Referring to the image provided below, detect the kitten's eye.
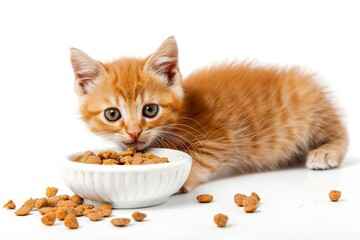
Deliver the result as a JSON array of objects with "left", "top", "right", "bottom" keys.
[
  {"left": 143, "top": 104, "right": 159, "bottom": 118},
  {"left": 104, "top": 108, "right": 121, "bottom": 122}
]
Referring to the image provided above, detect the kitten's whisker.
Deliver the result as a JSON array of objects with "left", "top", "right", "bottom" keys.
[
  {"left": 151, "top": 129, "right": 199, "bottom": 154},
  {"left": 159, "top": 125, "right": 208, "bottom": 148}
]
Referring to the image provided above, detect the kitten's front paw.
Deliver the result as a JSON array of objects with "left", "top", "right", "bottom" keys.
[
  {"left": 175, "top": 186, "right": 190, "bottom": 195},
  {"left": 306, "top": 149, "right": 339, "bottom": 170},
  {"left": 175, "top": 181, "right": 197, "bottom": 194}
]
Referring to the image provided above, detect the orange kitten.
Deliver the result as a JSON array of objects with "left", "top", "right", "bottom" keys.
[{"left": 70, "top": 37, "right": 348, "bottom": 192}]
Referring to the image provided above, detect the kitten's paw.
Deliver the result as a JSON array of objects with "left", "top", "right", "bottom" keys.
[
  {"left": 306, "top": 149, "right": 339, "bottom": 170},
  {"left": 175, "top": 180, "right": 198, "bottom": 194},
  {"left": 175, "top": 186, "right": 190, "bottom": 195}
]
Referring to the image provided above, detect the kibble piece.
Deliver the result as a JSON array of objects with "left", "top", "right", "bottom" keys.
[
  {"left": 70, "top": 194, "right": 84, "bottom": 205},
  {"left": 57, "top": 200, "right": 78, "bottom": 208},
  {"left": 64, "top": 214, "right": 79, "bottom": 229},
  {"left": 48, "top": 196, "right": 62, "bottom": 207},
  {"left": 3, "top": 200, "right": 16, "bottom": 209},
  {"left": 87, "top": 211, "right": 103, "bottom": 221},
  {"left": 35, "top": 198, "right": 49, "bottom": 209},
  {"left": 242, "top": 196, "right": 259, "bottom": 206},
  {"left": 84, "top": 156, "right": 102, "bottom": 165},
  {"left": 58, "top": 194, "right": 70, "bottom": 201},
  {"left": 73, "top": 155, "right": 84, "bottom": 162},
  {"left": 251, "top": 192, "right": 261, "bottom": 202},
  {"left": 99, "top": 209, "right": 112, "bottom": 218},
  {"left": 142, "top": 157, "right": 169, "bottom": 165},
  {"left": 234, "top": 193, "right": 246, "bottom": 207},
  {"left": 214, "top": 214, "right": 228, "bottom": 227},
  {"left": 244, "top": 205, "right": 258, "bottom": 213},
  {"left": 38, "top": 207, "right": 56, "bottom": 215},
  {"left": 132, "top": 211, "right": 147, "bottom": 221},
  {"left": 102, "top": 159, "right": 119, "bottom": 165},
  {"left": 96, "top": 204, "right": 112, "bottom": 211},
  {"left": 83, "top": 208, "right": 96, "bottom": 216},
  {"left": 76, "top": 151, "right": 95, "bottom": 163},
  {"left": 121, "top": 147, "right": 135, "bottom": 157},
  {"left": 329, "top": 190, "right": 342, "bottom": 202},
  {"left": 196, "top": 194, "right": 214, "bottom": 203},
  {"left": 41, "top": 211, "right": 56, "bottom": 226},
  {"left": 66, "top": 207, "right": 76, "bottom": 215},
  {"left": 56, "top": 207, "right": 68, "bottom": 221},
  {"left": 75, "top": 205, "right": 85, "bottom": 217},
  {"left": 82, "top": 204, "right": 95, "bottom": 210},
  {"left": 46, "top": 187, "right": 58, "bottom": 198},
  {"left": 111, "top": 218, "right": 131, "bottom": 227},
  {"left": 14, "top": 198, "right": 35, "bottom": 216},
  {"left": 120, "top": 156, "right": 133, "bottom": 165},
  {"left": 131, "top": 157, "right": 144, "bottom": 165}
]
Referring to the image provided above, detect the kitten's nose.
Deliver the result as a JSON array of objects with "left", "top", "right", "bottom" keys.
[{"left": 127, "top": 128, "right": 143, "bottom": 140}]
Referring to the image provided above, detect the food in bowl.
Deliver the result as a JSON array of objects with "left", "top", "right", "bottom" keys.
[
  {"left": 73, "top": 147, "right": 169, "bottom": 165},
  {"left": 61, "top": 148, "right": 192, "bottom": 208}
]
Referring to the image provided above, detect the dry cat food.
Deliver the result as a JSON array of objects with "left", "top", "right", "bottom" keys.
[
  {"left": 64, "top": 213, "right": 79, "bottom": 229},
  {"left": 5, "top": 186, "right": 92, "bottom": 230},
  {"left": 73, "top": 147, "right": 169, "bottom": 165},
  {"left": 196, "top": 194, "right": 214, "bottom": 203},
  {"left": 234, "top": 192, "right": 260, "bottom": 213},
  {"left": 3, "top": 200, "right": 16, "bottom": 209},
  {"left": 111, "top": 218, "right": 131, "bottom": 227},
  {"left": 329, "top": 190, "right": 342, "bottom": 202},
  {"left": 132, "top": 211, "right": 147, "bottom": 221},
  {"left": 14, "top": 198, "right": 36, "bottom": 216},
  {"left": 244, "top": 204, "right": 258, "bottom": 213},
  {"left": 46, "top": 187, "right": 58, "bottom": 198},
  {"left": 41, "top": 211, "right": 56, "bottom": 226},
  {"left": 214, "top": 213, "right": 228, "bottom": 227}
]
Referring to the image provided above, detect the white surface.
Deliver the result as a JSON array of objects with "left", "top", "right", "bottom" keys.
[
  {"left": 0, "top": 0, "right": 359, "bottom": 239},
  {"left": 61, "top": 148, "right": 192, "bottom": 208}
]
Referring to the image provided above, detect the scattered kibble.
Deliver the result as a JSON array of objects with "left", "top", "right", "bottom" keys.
[
  {"left": 111, "top": 218, "right": 131, "bottom": 227},
  {"left": 35, "top": 198, "right": 49, "bottom": 209},
  {"left": 242, "top": 196, "right": 259, "bottom": 207},
  {"left": 64, "top": 214, "right": 79, "bottom": 229},
  {"left": 3, "top": 200, "right": 16, "bottom": 209},
  {"left": 329, "top": 190, "right": 342, "bottom": 202},
  {"left": 214, "top": 214, "right": 228, "bottom": 227},
  {"left": 132, "top": 211, "right": 147, "bottom": 221},
  {"left": 41, "top": 211, "right": 56, "bottom": 226},
  {"left": 234, "top": 194, "right": 246, "bottom": 207},
  {"left": 14, "top": 198, "right": 35, "bottom": 216},
  {"left": 196, "top": 194, "right": 214, "bottom": 203},
  {"left": 244, "top": 204, "right": 258, "bottom": 213},
  {"left": 46, "top": 187, "right": 58, "bottom": 198}
]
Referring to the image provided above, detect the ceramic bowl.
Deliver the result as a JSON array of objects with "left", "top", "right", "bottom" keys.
[{"left": 60, "top": 148, "right": 192, "bottom": 208}]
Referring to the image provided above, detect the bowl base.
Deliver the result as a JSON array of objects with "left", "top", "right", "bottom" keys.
[{"left": 85, "top": 196, "right": 170, "bottom": 209}]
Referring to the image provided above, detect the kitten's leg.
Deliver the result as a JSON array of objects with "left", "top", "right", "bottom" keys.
[
  {"left": 179, "top": 155, "right": 216, "bottom": 193},
  {"left": 306, "top": 124, "right": 348, "bottom": 170}
]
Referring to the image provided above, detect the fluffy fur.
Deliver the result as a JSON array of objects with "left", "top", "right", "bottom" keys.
[{"left": 70, "top": 37, "right": 348, "bottom": 192}]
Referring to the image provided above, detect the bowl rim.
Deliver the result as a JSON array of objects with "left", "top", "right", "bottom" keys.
[{"left": 62, "top": 147, "right": 192, "bottom": 173}]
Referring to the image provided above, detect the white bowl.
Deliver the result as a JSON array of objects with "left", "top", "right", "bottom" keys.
[{"left": 60, "top": 148, "right": 192, "bottom": 208}]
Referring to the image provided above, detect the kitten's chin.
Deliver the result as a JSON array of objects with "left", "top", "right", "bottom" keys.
[{"left": 120, "top": 141, "right": 150, "bottom": 151}]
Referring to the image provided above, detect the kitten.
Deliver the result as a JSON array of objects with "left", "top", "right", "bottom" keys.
[{"left": 70, "top": 37, "right": 348, "bottom": 192}]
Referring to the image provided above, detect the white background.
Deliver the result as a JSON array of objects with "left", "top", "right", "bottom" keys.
[{"left": 0, "top": 0, "right": 359, "bottom": 239}]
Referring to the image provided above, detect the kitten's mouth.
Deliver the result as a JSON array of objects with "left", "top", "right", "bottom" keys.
[
  {"left": 123, "top": 140, "right": 146, "bottom": 145},
  {"left": 122, "top": 140, "right": 147, "bottom": 150}
]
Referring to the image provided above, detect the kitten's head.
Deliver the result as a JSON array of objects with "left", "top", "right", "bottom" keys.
[{"left": 70, "top": 37, "right": 184, "bottom": 150}]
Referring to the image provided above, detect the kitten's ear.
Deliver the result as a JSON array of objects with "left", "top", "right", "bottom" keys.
[
  {"left": 70, "top": 48, "right": 106, "bottom": 96},
  {"left": 144, "top": 36, "right": 181, "bottom": 85}
]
